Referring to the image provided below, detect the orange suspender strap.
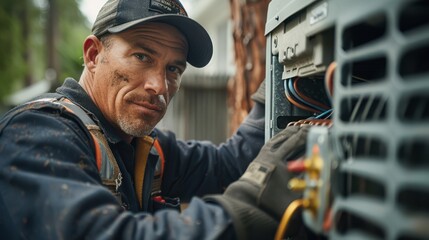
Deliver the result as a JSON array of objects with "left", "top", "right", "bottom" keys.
[
  {"left": 60, "top": 98, "right": 120, "bottom": 191},
  {"left": 90, "top": 133, "right": 103, "bottom": 170},
  {"left": 60, "top": 98, "right": 103, "bottom": 171},
  {"left": 134, "top": 136, "right": 154, "bottom": 209},
  {"left": 57, "top": 99, "right": 102, "bottom": 170},
  {"left": 28, "top": 98, "right": 118, "bottom": 193},
  {"left": 153, "top": 139, "right": 165, "bottom": 180}
]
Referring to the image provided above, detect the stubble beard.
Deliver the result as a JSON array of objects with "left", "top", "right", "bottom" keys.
[{"left": 117, "top": 115, "right": 156, "bottom": 138}]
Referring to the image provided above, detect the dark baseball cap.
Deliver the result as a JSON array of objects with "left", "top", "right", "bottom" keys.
[{"left": 92, "top": 0, "right": 213, "bottom": 68}]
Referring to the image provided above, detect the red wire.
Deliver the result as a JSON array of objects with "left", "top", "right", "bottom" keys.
[
  {"left": 287, "top": 159, "right": 306, "bottom": 172},
  {"left": 323, "top": 207, "right": 333, "bottom": 232}
]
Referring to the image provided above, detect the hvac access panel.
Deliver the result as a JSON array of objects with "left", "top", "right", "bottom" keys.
[{"left": 265, "top": 0, "right": 334, "bottom": 140}]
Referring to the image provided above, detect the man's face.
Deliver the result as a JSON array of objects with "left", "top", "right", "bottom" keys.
[{"left": 90, "top": 23, "right": 188, "bottom": 139}]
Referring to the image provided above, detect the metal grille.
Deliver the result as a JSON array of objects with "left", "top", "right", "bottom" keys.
[{"left": 331, "top": 0, "right": 429, "bottom": 239}]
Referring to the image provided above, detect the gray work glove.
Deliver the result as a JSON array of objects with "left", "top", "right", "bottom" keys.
[
  {"left": 251, "top": 79, "right": 265, "bottom": 105},
  {"left": 205, "top": 125, "right": 310, "bottom": 240}
]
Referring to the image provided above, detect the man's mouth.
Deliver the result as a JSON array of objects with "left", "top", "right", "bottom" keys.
[
  {"left": 130, "top": 101, "right": 164, "bottom": 116},
  {"left": 135, "top": 101, "right": 162, "bottom": 111}
]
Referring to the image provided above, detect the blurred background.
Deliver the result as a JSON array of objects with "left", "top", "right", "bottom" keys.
[{"left": 0, "top": 0, "right": 267, "bottom": 144}]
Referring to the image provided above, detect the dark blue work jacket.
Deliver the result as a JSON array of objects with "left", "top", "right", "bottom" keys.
[{"left": 0, "top": 78, "right": 265, "bottom": 239}]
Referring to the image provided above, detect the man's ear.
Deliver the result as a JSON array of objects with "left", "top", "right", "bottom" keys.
[{"left": 83, "top": 35, "right": 102, "bottom": 73}]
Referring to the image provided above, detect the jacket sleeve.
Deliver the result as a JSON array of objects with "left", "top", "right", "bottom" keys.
[
  {"left": 0, "top": 108, "right": 235, "bottom": 240},
  {"left": 156, "top": 102, "right": 265, "bottom": 201}
]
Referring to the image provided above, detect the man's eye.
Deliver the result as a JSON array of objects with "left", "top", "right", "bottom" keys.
[
  {"left": 168, "top": 66, "right": 182, "bottom": 74},
  {"left": 135, "top": 54, "right": 148, "bottom": 62}
]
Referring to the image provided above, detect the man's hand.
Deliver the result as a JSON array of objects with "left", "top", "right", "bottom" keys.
[{"left": 205, "top": 125, "right": 310, "bottom": 240}]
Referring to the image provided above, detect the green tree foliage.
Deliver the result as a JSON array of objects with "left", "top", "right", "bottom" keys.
[
  {"left": 0, "top": 1, "right": 26, "bottom": 100},
  {"left": 56, "top": 0, "right": 88, "bottom": 85},
  {"left": 0, "top": 0, "right": 89, "bottom": 106}
]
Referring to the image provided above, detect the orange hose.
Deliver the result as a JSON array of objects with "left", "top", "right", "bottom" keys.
[{"left": 275, "top": 199, "right": 305, "bottom": 240}]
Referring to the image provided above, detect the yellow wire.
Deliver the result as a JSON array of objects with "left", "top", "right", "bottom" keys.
[{"left": 274, "top": 199, "right": 305, "bottom": 240}]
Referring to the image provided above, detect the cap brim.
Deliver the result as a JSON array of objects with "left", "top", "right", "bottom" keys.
[{"left": 108, "top": 14, "right": 213, "bottom": 68}]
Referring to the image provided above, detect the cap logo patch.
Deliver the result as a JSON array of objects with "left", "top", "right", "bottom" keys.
[{"left": 149, "top": 0, "right": 187, "bottom": 16}]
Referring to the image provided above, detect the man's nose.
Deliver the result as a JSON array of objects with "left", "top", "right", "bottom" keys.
[{"left": 144, "top": 68, "right": 167, "bottom": 95}]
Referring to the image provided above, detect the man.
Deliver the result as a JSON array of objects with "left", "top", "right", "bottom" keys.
[{"left": 0, "top": 0, "right": 308, "bottom": 239}]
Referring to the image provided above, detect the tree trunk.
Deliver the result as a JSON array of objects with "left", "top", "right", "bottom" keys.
[{"left": 228, "top": 0, "right": 269, "bottom": 134}]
